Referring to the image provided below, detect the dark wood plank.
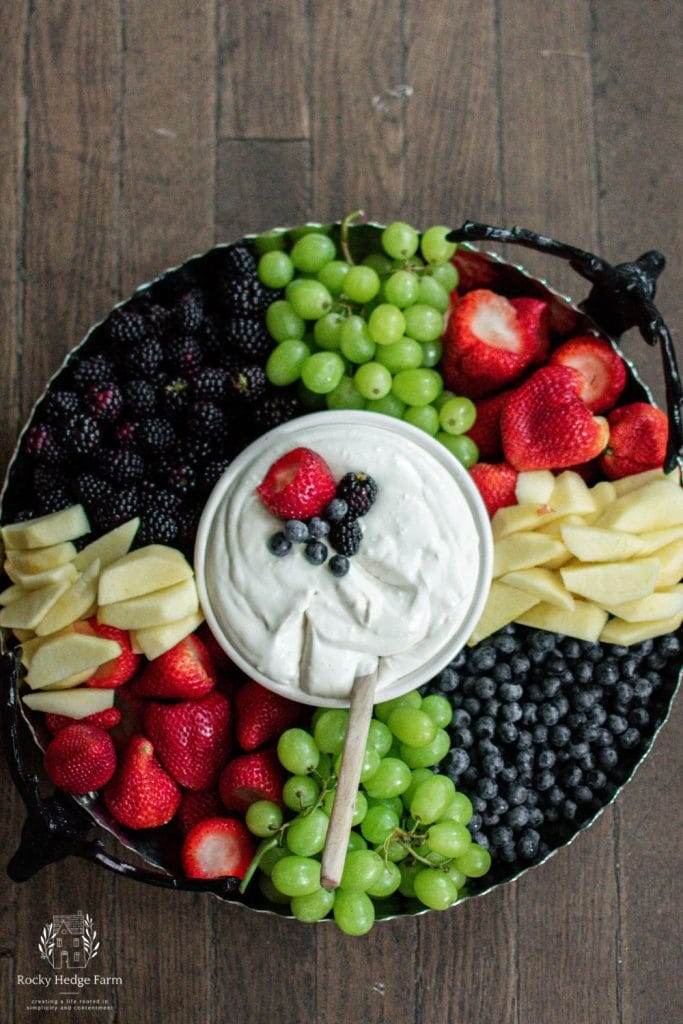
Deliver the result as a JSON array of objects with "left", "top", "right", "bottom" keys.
[{"left": 217, "top": 0, "right": 309, "bottom": 140}]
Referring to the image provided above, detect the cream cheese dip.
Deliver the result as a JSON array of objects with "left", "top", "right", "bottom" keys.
[{"left": 195, "top": 412, "right": 492, "bottom": 707}]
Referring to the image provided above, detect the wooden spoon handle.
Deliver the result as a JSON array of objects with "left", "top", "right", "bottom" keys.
[{"left": 321, "top": 669, "right": 378, "bottom": 890}]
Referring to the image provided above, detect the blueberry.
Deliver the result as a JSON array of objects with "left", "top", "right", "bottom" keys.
[
  {"left": 328, "top": 554, "right": 349, "bottom": 577},
  {"left": 494, "top": 634, "right": 518, "bottom": 654},
  {"left": 499, "top": 766, "right": 518, "bottom": 784},
  {"left": 500, "top": 682, "right": 523, "bottom": 702},
  {"left": 470, "top": 646, "right": 497, "bottom": 672},
  {"left": 583, "top": 642, "right": 605, "bottom": 663},
  {"left": 491, "top": 796, "right": 509, "bottom": 817},
  {"left": 620, "top": 727, "right": 641, "bottom": 749},
  {"left": 501, "top": 702, "right": 522, "bottom": 723},
  {"left": 578, "top": 752, "right": 596, "bottom": 771},
  {"left": 620, "top": 657, "right": 639, "bottom": 680},
  {"left": 473, "top": 717, "right": 495, "bottom": 739},
  {"left": 629, "top": 708, "right": 650, "bottom": 729},
  {"left": 284, "top": 519, "right": 310, "bottom": 543},
  {"left": 506, "top": 805, "right": 530, "bottom": 829},
  {"left": 491, "top": 825, "right": 514, "bottom": 848},
  {"left": 598, "top": 747, "right": 618, "bottom": 770},
  {"left": 444, "top": 747, "right": 470, "bottom": 778},
  {"left": 567, "top": 711, "right": 587, "bottom": 730},
  {"left": 568, "top": 741, "right": 589, "bottom": 759},
  {"left": 530, "top": 630, "right": 556, "bottom": 652},
  {"left": 515, "top": 752, "right": 534, "bottom": 776},
  {"left": 436, "top": 667, "right": 459, "bottom": 693},
  {"left": 529, "top": 807, "right": 544, "bottom": 827},
  {"left": 308, "top": 516, "right": 330, "bottom": 539},
  {"left": 477, "top": 777, "right": 498, "bottom": 800},
  {"left": 562, "top": 799, "right": 578, "bottom": 820},
  {"left": 548, "top": 785, "right": 565, "bottom": 806},
  {"left": 657, "top": 634, "right": 680, "bottom": 656},
  {"left": 544, "top": 806, "right": 560, "bottom": 823},
  {"left": 595, "top": 727, "right": 613, "bottom": 747},
  {"left": 472, "top": 795, "right": 488, "bottom": 813},
  {"left": 492, "top": 663, "right": 512, "bottom": 683},
  {"left": 462, "top": 767, "right": 478, "bottom": 785},
  {"left": 634, "top": 678, "right": 653, "bottom": 702},
  {"left": 497, "top": 721, "right": 519, "bottom": 744},
  {"left": 536, "top": 770, "right": 555, "bottom": 791},
  {"left": 532, "top": 724, "right": 548, "bottom": 745},
  {"left": 468, "top": 813, "right": 482, "bottom": 831},
  {"left": 477, "top": 739, "right": 500, "bottom": 757},
  {"left": 453, "top": 728, "right": 474, "bottom": 749},
  {"left": 464, "top": 697, "right": 482, "bottom": 716},
  {"left": 474, "top": 676, "right": 496, "bottom": 699},
  {"left": 542, "top": 676, "right": 562, "bottom": 698},
  {"left": 517, "top": 829, "right": 540, "bottom": 859},
  {"left": 539, "top": 703, "right": 560, "bottom": 727},
  {"left": 585, "top": 769, "right": 607, "bottom": 790},
  {"left": 484, "top": 698, "right": 501, "bottom": 717},
  {"left": 563, "top": 639, "right": 581, "bottom": 659},
  {"left": 517, "top": 729, "right": 533, "bottom": 750},
  {"left": 555, "top": 695, "right": 569, "bottom": 717},
  {"left": 595, "top": 661, "right": 619, "bottom": 687},
  {"left": 570, "top": 688, "right": 594, "bottom": 711},
  {"left": 499, "top": 844, "right": 518, "bottom": 863},
  {"left": 562, "top": 765, "right": 582, "bottom": 788},
  {"left": 537, "top": 749, "right": 556, "bottom": 769},
  {"left": 550, "top": 724, "right": 571, "bottom": 747},
  {"left": 527, "top": 683, "right": 544, "bottom": 703},
  {"left": 471, "top": 832, "right": 490, "bottom": 851},
  {"left": 574, "top": 661, "right": 594, "bottom": 684},
  {"left": 574, "top": 785, "right": 593, "bottom": 803},
  {"left": 608, "top": 714, "right": 628, "bottom": 735},
  {"left": 511, "top": 654, "right": 531, "bottom": 676},
  {"left": 267, "top": 531, "right": 292, "bottom": 557},
  {"left": 304, "top": 540, "right": 328, "bottom": 565},
  {"left": 451, "top": 709, "right": 471, "bottom": 729},
  {"left": 590, "top": 705, "right": 607, "bottom": 725},
  {"left": 324, "top": 497, "right": 348, "bottom": 522},
  {"left": 521, "top": 703, "right": 538, "bottom": 726},
  {"left": 634, "top": 639, "right": 654, "bottom": 657},
  {"left": 482, "top": 753, "right": 505, "bottom": 776}
]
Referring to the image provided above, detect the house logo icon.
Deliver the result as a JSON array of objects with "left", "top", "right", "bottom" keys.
[{"left": 38, "top": 912, "right": 100, "bottom": 970}]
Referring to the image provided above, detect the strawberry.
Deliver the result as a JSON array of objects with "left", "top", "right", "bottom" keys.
[
  {"left": 197, "top": 623, "right": 232, "bottom": 673},
  {"left": 469, "top": 463, "right": 518, "bottom": 518},
  {"left": 509, "top": 297, "right": 550, "bottom": 365},
  {"left": 131, "top": 634, "right": 216, "bottom": 700},
  {"left": 44, "top": 723, "right": 116, "bottom": 795},
  {"left": 85, "top": 620, "right": 141, "bottom": 689},
  {"left": 442, "top": 290, "right": 539, "bottom": 397},
  {"left": 453, "top": 250, "right": 500, "bottom": 293},
  {"left": 143, "top": 692, "right": 231, "bottom": 791},
  {"left": 468, "top": 389, "right": 514, "bottom": 459},
  {"left": 103, "top": 734, "right": 181, "bottom": 830},
  {"left": 177, "top": 789, "right": 223, "bottom": 835},
  {"left": 181, "top": 817, "right": 255, "bottom": 880},
  {"left": 219, "top": 748, "right": 284, "bottom": 813},
  {"left": 599, "top": 402, "right": 669, "bottom": 480},
  {"left": 550, "top": 335, "right": 627, "bottom": 413},
  {"left": 45, "top": 707, "right": 122, "bottom": 736},
  {"left": 501, "top": 365, "right": 609, "bottom": 471},
  {"left": 256, "top": 447, "right": 337, "bottom": 520},
  {"left": 235, "top": 680, "right": 301, "bottom": 751}
]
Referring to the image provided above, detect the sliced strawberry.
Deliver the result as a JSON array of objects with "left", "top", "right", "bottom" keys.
[
  {"left": 453, "top": 250, "right": 500, "bottom": 293},
  {"left": 469, "top": 463, "right": 518, "bottom": 518},
  {"left": 599, "top": 402, "right": 668, "bottom": 480},
  {"left": 219, "top": 748, "right": 284, "bottom": 813},
  {"left": 550, "top": 335, "right": 627, "bottom": 413},
  {"left": 235, "top": 680, "right": 301, "bottom": 752},
  {"left": 44, "top": 723, "right": 116, "bottom": 795},
  {"left": 177, "top": 789, "right": 223, "bottom": 835},
  {"left": 143, "top": 692, "right": 231, "bottom": 791},
  {"left": 256, "top": 447, "right": 337, "bottom": 520},
  {"left": 181, "top": 817, "right": 255, "bottom": 880},
  {"left": 509, "top": 297, "right": 550, "bottom": 365},
  {"left": 85, "top": 621, "right": 141, "bottom": 689},
  {"left": 45, "top": 707, "right": 122, "bottom": 736},
  {"left": 468, "top": 389, "right": 515, "bottom": 460},
  {"left": 131, "top": 634, "right": 216, "bottom": 700},
  {"left": 104, "top": 734, "right": 181, "bottom": 830}
]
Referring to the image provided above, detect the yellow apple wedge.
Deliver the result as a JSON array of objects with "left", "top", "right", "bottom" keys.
[
  {"left": 0, "top": 580, "right": 71, "bottom": 630},
  {"left": 560, "top": 524, "right": 646, "bottom": 562},
  {"left": 2, "top": 504, "right": 90, "bottom": 550},
  {"left": 41, "top": 669, "right": 97, "bottom": 690},
  {"left": 468, "top": 581, "right": 539, "bottom": 645},
  {"left": 74, "top": 517, "right": 140, "bottom": 572},
  {"left": 0, "top": 583, "right": 24, "bottom": 606},
  {"left": 499, "top": 568, "right": 576, "bottom": 611},
  {"left": 583, "top": 481, "right": 618, "bottom": 523},
  {"left": 536, "top": 514, "right": 585, "bottom": 539},
  {"left": 612, "top": 467, "right": 680, "bottom": 496},
  {"left": 493, "top": 533, "right": 567, "bottom": 577},
  {"left": 636, "top": 526, "right": 683, "bottom": 557},
  {"left": 12, "top": 627, "right": 34, "bottom": 642},
  {"left": 599, "top": 587, "right": 683, "bottom": 623},
  {"left": 5, "top": 560, "right": 78, "bottom": 592},
  {"left": 98, "top": 577, "right": 199, "bottom": 630},
  {"left": 515, "top": 470, "right": 556, "bottom": 506},
  {"left": 34, "top": 560, "right": 101, "bottom": 636},
  {"left": 6, "top": 541, "right": 77, "bottom": 574},
  {"left": 133, "top": 610, "right": 204, "bottom": 660},
  {"left": 26, "top": 633, "right": 122, "bottom": 690},
  {"left": 492, "top": 503, "right": 562, "bottom": 540},
  {"left": 653, "top": 539, "right": 683, "bottom": 590},
  {"left": 600, "top": 614, "right": 683, "bottom": 645},
  {"left": 98, "top": 544, "right": 193, "bottom": 605},
  {"left": 517, "top": 600, "right": 608, "bottom": 643},
  {"left": 560, "top": 558, "right": 659, "bottom": 606},
  {"left": 549, "top": 471, "right": 597, "bottom": 517},
  {"left": 596, "top": 480, "right": 683, "bottom": 532},
  {"left": 22, "top": 688, "right": 115, "bottom": 718}
]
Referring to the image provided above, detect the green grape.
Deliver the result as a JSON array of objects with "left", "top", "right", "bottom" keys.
[
  {"left": 347, "top": 831, "right": 368, "bottom": 852},
  {"left": 398, "top": 860, "right": 422, "bottom": 898},
  {"left": 311, "top": 708, "right": 325, "bottom": 730},
  {"left": 259, "top": 843, "right": 288, "bottom": 877},
  {"left": 282, "top": 774, "right": 320, "bottom": 812},
  {"left": 317, "top": 751, "right": 334, "bottom": 781},
  {"left": 258, "top": 873, "right": 291, "bottom": 905},
  {"left": 271, "top": 855, "right": 321, "bottom": 897},
  {"left": 368, "top": 304, "right": 406, "bottom": 346},
  {"left": 289, "top": 279, "right": 333, "bottom": 320},
  {"left": 317, "top": 259, "right": 350, "bottom": 295},
  {"left": 375, "top": 337, "right": 423, "bottom": 373},
  {"left": 245, "top": 800, "right": 283, "bottom": 837},
  {"left": 437, "top": 433, "right": 479, "bottom": 467},
  {"left": 301, "top": 352, "right": 345, "bottom": 394},
  {"left": 314, "top": 311, "right": 344, "bottom": 350},
  {"left": 392, "top": 368, "right": 443, "bottom": 407},
  {"left": 342, "top": 265, "right": 381, "bottom": 303},
  {"left": 409, "top": 775, "right": 454, "bottom": 823},
  {"left": 286, "top": 809, "right": 329, "bottom": 856},
  {"left": 387, "top": 706, "right": 438, "bottom": 748},
  {"left": 430, "top": 260, "right": 459, "bottom": 292},
  {"left": 414, "top": 868, "right": 457, "bottom": 910},
  {"left": 291, "top": 232, "right": 337, "bottom": 273},
  {"left": 382, "top": 221, "right": 419, "bottom": 260},
  {"left": 334, "top": 747, "right": 381, "bottom": 783},
  {"left": 321, "top": 789, "right": 367, "bottom": 827},
  {"left": 258, "top": 250, "right": 295, "bottom": 289},
  {"left": 266, "top": 300, "right": 305, "bottom": 342},
  {"left": 326, "top": 376, "right": 366, "bottom": 410},
  {"left": 360, "top": 804, "right": 399, "bottom": 845},
  {"left": 313, "top": 708, "right": 349, "bottom": 754},
  {"left": 401, "top": 767, "right": 434, "bottom": 809},
  {"left": 434, "top": 388, "right": 456, "bottom": 410},
  {"left": 456, "top": 843, "right": 492, "bottom": 878},
  {"left": 383, "top": 839, "right": 409, "bottom": 862},
  {"left": 420, "top": 339, "right": 443, "bottom": 368},
  {"left": 363, "top": 757, "right": 411, "bottom": 799},
  {"left": 254, "top": 228, "right": 287, "bottom": 254},
  {"left": 400, "top": 729, "right": 450, "bottom": 769},
  {"left": 340, "top": 849, "right": 383, "bottom": 891},
  {"left": 440, "top": 791, "right": 473, "bottom": 826},
  {"left": 340, "top": 316, "right": 376, "bottom": 363},
  {"left": 333, "top": 890, "right": 375, "bottom": 936},
  {"left": 366, "top": 860, "right": 401, "bottom": 898},
  {"left": 421, "top": 694, "right": 453, "bottom": 729},
  {"left": 403, "top": 405, "right": 439, "bottom": 435},
  {"left": 426, "top": 821, "right": 472, "bottom": 858},
  {"left": 265, "top": 339, "right": 311, "bottom": 386},
  {"left": 421, "top": 226, "right": 457, "bottom": 264},
  {"left": 291, "top": 886, "right": 335, "bottom": 923},
  {"left": 297, "top": 380, "right": 327, "bottom": 409},
  {"left": 403, "top": 304, "right": 444, "bottom": 342},
  {"left": 277, "top": 728, "right": 320, "bottom": 775},
  {"left": 374, "top": 690, "right": 422, "bottom": 722},
  {"left": 354, "top": 362, "right": 393, "bottom": 400},
  {"left": 367, "top": 794, "right": 404, "bottom": 817},
  {"left": 366, "top": 393, "right": 406, "bottom": 418},
  {"left": 416, "top": 275, "right": 450, "bottom": 313},
  {"left": 384, "top": 270, "right": 419, "bottom": 308},
  {"left": 362, "top": 252, "right": 393, "bottom": 276},
  {"left": 367, "top": 719, "right": 393, "bottom": 757},
  {"left": 445, "top": 863, "right": 467, "bottom": 890},
  {"left": 439, "top": 396, "right": 476, "bottom": 435},
  {"left": 289, "top": 224, "right": 333, "bottom": 241}
]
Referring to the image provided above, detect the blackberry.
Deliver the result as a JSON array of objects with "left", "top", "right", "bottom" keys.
[
  {"left": 138, "top": 481, "right": 181, "bottom": 514},
  {"left": 199, "top": 457, "right": 231, "bottom": 493},
  {"left": 114, "top": 420, "right": 139, "bottom": 447},
  {"left": 226, "top": 317, "right": 272, "bottom": 361},
  {"left": 63, "top": 414, "right": 101, "bottom": 457},
  {"left": 227, "top": 364, "right": 267, "bottom": 404},
  {"left": 152, "top": 267, "right": 197, "bottom": 306},
  {"left": 337, "top": 472, "right": 378, "bottom": 517},
  {"left": 188, "top": 401, "right": 227, "bottom": 438},
  {"left": 165, "top": 335, "right": 203, "bottom": 373},
  {"left": 75, "top": 472, "right": 113, "bottom": 507},
  {"left": 251, "top": 391, "right": 300, "bottom": 430},
  {"left": 108, "top": 309, "right": 150, "bottom": 346},
  {"left": 158, "top": 460, "right": 197, "bottom": 497},
  {"left": 226, "top": 276, "right": 278, "bottom": 318},
  {"left": 72, "top": 355, "right": 115, "bottom": 390},
  {"left": 108, "top": 448, "right": 145, "bottom": 485},
  {"left": 191, "top": 367, "right": 230, "bottom": 402},
  {"left": 330, "top": 518, "right": 363, "bottom": 557},
  {"left": 201, "top": 315, "right": 226, "bottom": 358},
  {"left": 176, "top": 505, "right": 202, "bottom": 549},
  {"left": 138, "top": 416, "right": 175, "bottom": 455},
  {"left": 184, "top": 435, "right": 220, "bottom": 463},
  {"left": 36, "top": 488, "right": 72, "bottom": 515},
  {"left": 123, "top": 379, "right": 157, "bottom": 416},
  {"left": 43, "top": 389, "right": 80, "bottom": 424},
  {"left": 24, "top": 423, "right": 62, "bottom": 463},
  {"left": 140, "top": 301, "right": 171, "bottom": 333},
  {"left": 85, "top": 382, "right": 123, "bottom": 422},
  {"left": 94, "top": 488, "right": 140, "bottom": 531},
  {"left": 122, "top": 338, "right": 164, "bottom": 380},
  {"left": 160, "top": 377, "right": 191, "bottom": 417},
  {"left": 223, "top": 243, "right": 257, "bottom": 279},
  {"left": 171, "top": 289, "right": 206, "bottom": 333},
  {"left": 137, "top": 508, "right": 178, "bottom": 546},
  {"left": 33, "top": 465, "right": 69, "bottom": 506}
]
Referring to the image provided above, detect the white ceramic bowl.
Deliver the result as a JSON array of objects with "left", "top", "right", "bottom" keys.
[{"left": 194, "top": 410, "right": 493, "bottom": 708}]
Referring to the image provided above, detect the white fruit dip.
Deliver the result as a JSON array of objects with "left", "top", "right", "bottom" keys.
[{"left": 199, "top": 415, "right": 484, "bottom": 702}]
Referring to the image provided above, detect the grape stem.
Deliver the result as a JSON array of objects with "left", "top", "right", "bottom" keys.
[
  {"left": 340, "top": 210, "right": 365, "bottom": 265},
  {"left": 239, "top": 836, "right": 278, "bottom": 894}
]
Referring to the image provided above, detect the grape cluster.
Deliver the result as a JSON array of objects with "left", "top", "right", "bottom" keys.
[
  {"left": 257, "top": 221, "right": 479, "bottom": 467},
  {"left": 242, "top": 690, "right": 491, "bottom": 935}
]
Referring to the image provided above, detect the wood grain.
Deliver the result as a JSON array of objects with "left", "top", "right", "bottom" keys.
[{"left": 215, "top": 140, "right": 311, "bottom": 240}]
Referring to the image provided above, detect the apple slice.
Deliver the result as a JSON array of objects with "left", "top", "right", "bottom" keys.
[
  {"left": 560, "top": 524, "right": 646, "bottom": 562},
  {"left": 612, "top": 467, "right": 680, "bottom": 496},
  {"left": 2, "top": 504, "right": 90, "bottom": 550},
  {"left": 468, "top": 581, "right": 539, "bottom": 646},
  {"left": 654, "top": 539, "right": 683, "bottom": 590},
  {"left": 537, "top": 514, "right": 585, "bottom": 538},
  {"left": 23, "top": 687, "right": 115, "bottom": 718},
  {"left": 493, "top": 533, "right": 567, "bottom": 577},
  {"left": 517, "top": 599, "right": 608, "bottom": 643},
  {"left": 26, "top": 633, "right": 122, "bottom": 690},
  {"left": 98, "top": 544, "right": 193, "bottom": 605},
  {"left": 6, "top": 541, "right": 77, "bottom": 574},
  {"left": 596, "top": 480, "right": 683, "bottom": 532},
  {"left": 98, "top": 577, "right": 199, "bottom": 630},
  {"left": 492, "top": 503, "right": 562, "bottom": 540},
  {"left": 41, "top": 668, "right": 97, "bottom": 690},
  {"left": 20, "top": 632, "right": 69, "bottom": 667},
  {"left": 12, "top": 627, "right": 34, "bottom": 642},
  {"left": 550, "top": 471, "right": 597, "bottom": 517},
  {"left": 560, "top": 558, "right": 660, "bottom": 606},
  {"left": 0, "top": 583, "right": 24, "bottom": 606},
  {"left": 500, "top": 568, "right": 575, "bottom": 611},
  {"left": 600, "top": 587, "right": 683, "bottom": 623},
  {"left": 584, "top": 481, "right": 618, "bottom": 523},
  {"left": 515, "top": 470, "right": 556, "bottom": 506},
  {"left": 0, "top": 580, "right": 71, "bottom": 630},
  {"left": 133, "top": 610, "right": 204, "bottom": 660},
  {"left": 636, "top": 525, "right": 683, "bottom": 557},
  {"left": 5, "top": 560, "right": 78, "bottom": 591},
  {"left": 600, "top": 614, "right": 682, "bottom": 645},
  {"left": 34, "top": 560, "right": 101, "bottom": 636},
  {"left": 74, "top": 517, "right": 140, "bottom": 572}
]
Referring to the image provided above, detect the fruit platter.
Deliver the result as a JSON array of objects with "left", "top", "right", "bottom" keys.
[{"left": 1, "top": 216, "right": 681, "bottom": 936}]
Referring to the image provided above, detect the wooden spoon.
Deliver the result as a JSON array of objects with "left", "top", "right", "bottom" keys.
[{"left": 321, "top": 668, "right": 378, "bottom": 890}]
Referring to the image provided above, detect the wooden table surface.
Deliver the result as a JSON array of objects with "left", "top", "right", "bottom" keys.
[{"left": 1, "top": 3, "right": 681, "bottom": 1023}]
